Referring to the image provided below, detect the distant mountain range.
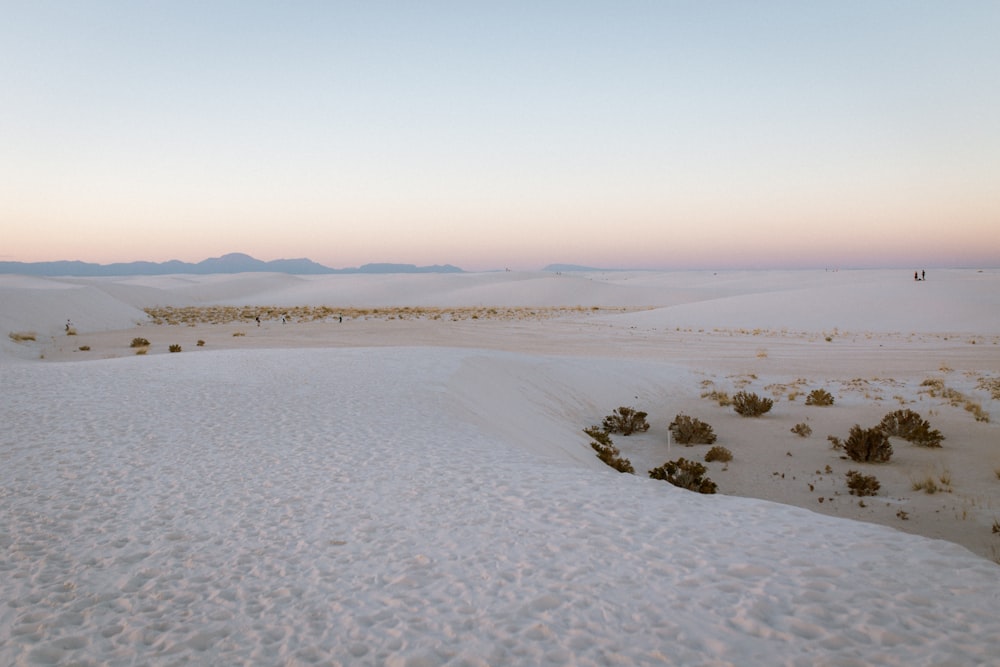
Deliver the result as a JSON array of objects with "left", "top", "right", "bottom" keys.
[{"left": 0, "top": 253, "right": 464, "bottom": 277}]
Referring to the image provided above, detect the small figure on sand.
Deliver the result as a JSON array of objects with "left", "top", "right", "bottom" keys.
[
  {"left": 922, "top": 270, "right": 926, "bottom": 280},
  {"left": 255, "top": 316, "right": 261, "bottom": 327},
  {"left": 914, "top": 271, "right": 919, "bottom": 281},
  {"left": 65, "top": 319, "right": 72, "bottom": 332}
]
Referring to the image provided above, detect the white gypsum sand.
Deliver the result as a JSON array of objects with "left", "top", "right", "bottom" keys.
[{"left": 2, "top": 268, "right": 1000, "bottom": 665}]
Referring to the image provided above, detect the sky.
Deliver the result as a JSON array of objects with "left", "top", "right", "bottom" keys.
[{"left": 2, "top": 1, "right": 999, "bottom": 271}]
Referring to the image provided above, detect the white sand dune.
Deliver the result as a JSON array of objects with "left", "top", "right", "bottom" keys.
[{"left": 2, "top": 268, "right": 1000, "bottom": 665}]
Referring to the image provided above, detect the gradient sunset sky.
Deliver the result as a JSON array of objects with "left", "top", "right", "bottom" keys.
[{"left": 3, "top": 1, "right": 998, "bottom": 271}]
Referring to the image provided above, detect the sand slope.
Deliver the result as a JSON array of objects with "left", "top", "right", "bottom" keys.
[{"left": 2, "top": 268, "right": 1000, "bottom": 665}]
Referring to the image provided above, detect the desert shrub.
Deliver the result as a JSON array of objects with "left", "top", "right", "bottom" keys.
[
  {"left": 135, "top": 348, "right": 147, "bottom": 355},
  {"left": 805, "top": 389, "right": 834, "bottom": 406},
  {"left": 196, "top": 339, "right": 205, "bottom": 347},
  {"left": 732, "top": 391, "right": 773, "bottom": 417},
  {"left": 65, "top": 327, "right": 77, "bottom": 336},
  {"left": 701, "top": 390, "right": 732, "bottom": 407},
  {"left": 169, "top": 344, "right": 182, "bottom": 353},
  {"left": 130, "top": 337, "right": 151, "bottom": 348},
  {"left": 846, "top": 470, "right": 881, "bottom": 496},
  {"left": 602, "top": 406, "right": 650, "bottom": 436},
  {"left": 589, "top": 437, "right": 634, "bottom": 474},
  {"left": 879, "top": 409, "right": 943, "bottom": 447},
  {"left": 583, "top": 426, "right": 613, "bottom": 447},
  {"left": 704, "top": 446, "right": 733, "bottom": 463},
  {"left": 649, "top": 458, "right": 717, "bottom": 494},
  {"left": 841, "top": 425, "right": 893, "bottom": 463},
  {"left": 8, "top": 331, "right": 37, "bottom": 342},
  {"left": 78, "top": 345, "right": 90, "bottom": 351},
  {"left": 669, "top": 414, "right": 717, "bottom": 445},
  {"left": 790, "top": 423, "right": 812, "bottom": 437}
]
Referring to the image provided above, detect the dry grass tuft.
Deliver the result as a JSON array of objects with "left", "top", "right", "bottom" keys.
[{"left": 8, "top": 331, "right": 37, "bottom": 342}]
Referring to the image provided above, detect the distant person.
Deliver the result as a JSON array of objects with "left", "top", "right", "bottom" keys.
[
  {"left": 255, "top": 316, "right": 260, "bottom": 327},
  {"left": 65, "top": 319, "right": 71, "bottom": 332},
  {"left": 922, "top": 270, "right": 925, "bottom": 280},
  {"left": 914, "top": 271, "right": 919, "bottom": 281}
]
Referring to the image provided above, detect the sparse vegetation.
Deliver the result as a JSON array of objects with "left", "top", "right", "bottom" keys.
[
  {"left": 805, "top": 389, "right": 835, "bottom": 406},
  {"left": 130, "top": 337, "right": 151, "bottom": 348},
  {"left": 669, "top": 414, "right": 717, "bottom": 445},
  {"left": 8, "top": 331, "right": 36, "bottom": 342},
  {"left": 704, "top": 446, "right": 733, "bottom": 463},
  {"left": 649, "top": 458, "right": 717, "bottom": 494},
  {"left": 790, "top": 423, "right": 812, "bottom": 437},
  {"left": 65, "top": 327, "right": 77, "bottom": 336},
  {"left": 732, "top": 391, "right": 773, "bottom": 417},
  {"left": 879, "top": 409, "right": 944, "bottom": 447},
  {"left": 78, "top": 345, "right": 90, "bottom": 351},
  {"left": 602, "top": 407, "right": 650, "bottom": 436},
  {"left": 169, "top": 344, "right": 182, "bottom": 353},
  {"left": 586, "top": 428, "right": 634, "bottom": 474},
  {"left": 196, "top": 339, "right": 205, "bottom": 347},
  {"left": 832, "top": 425, "right": 893, "bottom": 463},
  {"left": 701, "top": 390, "right": 732, "bottom": 406},
  {"left": 845, "top": 470, "right": 880, "bottom": 496}
]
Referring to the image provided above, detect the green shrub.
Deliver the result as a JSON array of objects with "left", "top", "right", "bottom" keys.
[
  {"left": 732, "top": 391, "right": 773, "bottom": 417},
  {"left": 805, "top": 389, "right": 834, "bottom": 406},
  {"left": 602, "top": 406, "right": 650, "bottom": 436},
  {"left": 839, "top": 425, "right": 893, "bottom": 463},
  {"left": 704, "top": 446, "right": 733, "bottom": 463},
  {"left": 878, "top": 409, "right": 943, "bottom": 447},
  {"left": 130, "top": 337, "right": 151, "bottom": 348},
  {"left": 669, "top": 414, "right": 717, "bottom": 445},
  {"left": 649, "top": 458, "right": 717, "bottom": 494},
  {"left": 846, "top": 470, "right": 880, "bottom": 496},
  {"left": 169, "top": 344, "right": 182, "bottom": 353},
  {"left": 790, "top": 423, "right": 812, "bottom": 437}
]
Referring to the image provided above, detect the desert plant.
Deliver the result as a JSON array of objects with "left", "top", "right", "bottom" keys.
[
  {"left": 732, "top": 391, "right": 773, "bottom": 417},
  {"left": 805, "top": 389, "right": 835, "bottom": 406},
  {"left": 583, "top": 426, "right": 613, "bottom": 447},
  {"left": 602, "top": 407, "right": 650, "bottom": 436},
  {"left": 841, "top": 425, "right": 893, "bottom": 463},
  {"left": 669, "top": 414, "right": 717, "bottom": 445},
  {"left": 790, "top": 423, "right": 813, "bottom": 437},
  {"left": 130, "top": 337, "right": 151, "bottom": 348},
  {"left": 879, "top": 409, "right": 944, "bottom": 447},
  {"left": 196, "top": 339, "right": 205, "bottom": 347},
  {"left": 704, "top": 446, "right": 733, "bottom": 463},
  {"left": 589, "top": 437, "right": 634, "bottom": 474},
  {"left": 65, "top": 327, "right": 77, "bottom": 336},
  {"left": 649, "top": 458, "right": 717, "bottom": 494},
  {"left": 78, "top": 345, "right": 90, "bottom": 351},
  {"left": 8, "top": 331, "right": 37, "bottom": 342},
  {"left": 135, "top": 348, "right": 147, "bottom": 355},
  {"left": 169, "top": 344, "right": 182, "bottom": 353},
  {"left": 846, "top": 470, "right": 880, "bottom": 496}
]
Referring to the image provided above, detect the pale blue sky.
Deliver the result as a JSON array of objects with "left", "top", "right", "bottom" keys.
[{"left": 2, "top": 1, "right": 998, "bottom": 270}]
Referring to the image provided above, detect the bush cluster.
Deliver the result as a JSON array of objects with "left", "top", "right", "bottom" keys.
[
  {"left": 805, "top": 389, "right": 835, "bottom": 406},
  {"left": 846, "top": 470, "right": 881, "bottom": 496},
  {"left": 169, "top": 344, "right": 182, "bottom": 353},
  {"left": 669, "top": 414, "right": 717, "bottom": 445},
  {"left": 878, "top": 409, "right": 944, "bottom": 447},
  {"left": 130, "top": 337, "right": 151, "bottom": 348},
  {"left": 733, "top": 391, "right": 773, "bottom": 417},
  {"left": 704, "top": 446, "right": 733, "bottom": 463},
  {"left": 830, "top": 425, "right": 894, "bottom": 463},
  {"left": 602, "top": 407, "right": 650, "bottom": 436},
  {"left": 790, "top": 422, "right": 812, "bottom": 437},
  {"left": 649, "top": 458, "right": 717, "bottom": 494}
]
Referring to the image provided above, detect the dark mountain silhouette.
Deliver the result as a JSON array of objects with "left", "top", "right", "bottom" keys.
[{"left": 0, "top": 253, "right": 465, "bottom": 276}]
